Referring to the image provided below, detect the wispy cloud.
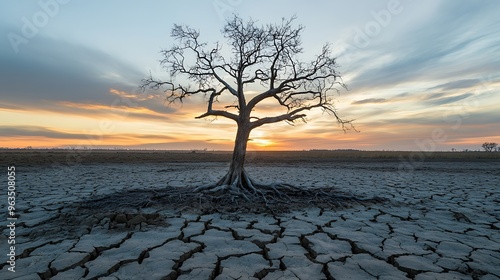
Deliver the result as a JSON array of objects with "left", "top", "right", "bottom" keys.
[
  {"left": 0, "top": 126, "right": 100, "bottom": 140},
  {"left": 344, "top": 1, "right": 500, "bottom": 93},
  {"left": 424, "top": 92, "right": 474, "bottom": 106},
  {"left": 0, "top": 125, "right": 186, "bottom": 148},
  {"left": 0, "top": 30, "right": 146, "bottom": 110},
  {"left": 352, "top": 98, "right": 387, "bottom": 105},
  {"left": 430, "top": 79, "right": 481, "bottom": 91},
  {"left": 0, "top": 103, "right": 22, "bottom": 110}
]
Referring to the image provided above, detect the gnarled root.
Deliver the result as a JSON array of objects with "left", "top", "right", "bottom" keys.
[
  {"left": 192, "top": 169, "right": 385, "bottom": 213},
  {"left": 195, "top": 169, "right": 266, "bottom": 203},
  {"left": 79, "top": 169, "right": 387, "bottom": 215}
]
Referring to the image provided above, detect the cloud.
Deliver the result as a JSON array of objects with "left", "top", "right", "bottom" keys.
[
  {"left": 0, "top": 28, "right": 147, "bottom": 112},
  {"left": 0, "top": 126, "right": 98, "bottom": 140},
  {"left": 425, "top": 92, "right": 448, "bottom": 100},
  {"left": 1, "top": 91, "right": 177, "bottom": 123},
  {"left": 430, "top": 79, "right": 481, "bottom": 91},
  {"left": 0, "top": 103, "right": 22, "bottom": 110},
  {"left": 344, "top": 1, "right": 500, "bottom": 92},
  {"left": 55, "top": 92, "right": 176, "bottom": 122},
  {"left": 0, "top": 29, "right": 180, "bottom": 122},
  {"left": 206, "top": 139, "right": 233, "bottom": 142},
  {"left": 109, "top": 89, "right": 158, "bottom": 101},
  {"left": 424, "top": 93, "right": 474, "bottom": 106},
  {"left": 0, "top": 125, "right": 178, "bottom": 142},
  {"left": 352, "top": 98, "right": 387, "bottom": 105},
  {"left": 68, "top": 103, "right": 168, "bottom": 122}
]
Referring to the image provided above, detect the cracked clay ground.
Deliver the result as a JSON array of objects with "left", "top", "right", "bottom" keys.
[{"left": 1, "top": 159, "right": 499, "bottom": 279}]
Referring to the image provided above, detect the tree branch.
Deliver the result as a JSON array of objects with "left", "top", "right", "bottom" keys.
[
  {"left": 142, "top": 15, "right": 354, "bottom": 138},
  {"left": 196, "top": 110, "right": 238, "bottom": 122}
]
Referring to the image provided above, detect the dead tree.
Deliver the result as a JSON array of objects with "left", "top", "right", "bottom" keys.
[{"left": 142, "top": 16, "right": 353, "bottom": 204}]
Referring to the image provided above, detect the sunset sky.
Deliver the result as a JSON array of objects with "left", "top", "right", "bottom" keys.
[{"left": 1, "top": 1, "right": 499, "bottom": 151}]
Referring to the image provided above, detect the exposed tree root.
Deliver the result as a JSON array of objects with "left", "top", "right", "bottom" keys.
[
  {"left": 79, "top": 170, "right": 387, "bottom": 214},
  {"left": 194, "top": 169, "right": 270, "bottom": 204}
]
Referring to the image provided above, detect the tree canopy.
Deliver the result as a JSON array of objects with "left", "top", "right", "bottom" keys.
[
  {"left": 142, "top": 16, "right": 353, "bottom": 131},
  {"left": 141, "top": 16, "right": 356, "bottom": 208}
]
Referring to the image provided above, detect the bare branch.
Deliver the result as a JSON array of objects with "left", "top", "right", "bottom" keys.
[
  {"left": 196, "top": 110, "right": 238, "bottom": 122},
  {"left": 139, "top": 15, "right": 359, "bottom": 196},
  {"left": 141, "top": 15, "right": 353, "bottom": 134}
]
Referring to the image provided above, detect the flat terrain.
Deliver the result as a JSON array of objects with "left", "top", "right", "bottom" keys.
[
  {"left": 0, "top": 150, "right": 499, "bottom": 279},
  {"left": 1, "top": 149, "right": 500, "bottom": 166}
]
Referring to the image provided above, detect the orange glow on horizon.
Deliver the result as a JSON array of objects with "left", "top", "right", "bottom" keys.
[
  {"left": 57, "top": 101, "right": 168, "bottom": 118},
  {"left": 0, "top": 137, "right": 79, "bottom": 149},
  {"left": 252, "top": 138, "right": 273, "bottom": 147},
  {"left": 2, "top": 90, "right": 499, "bottom": 151}
]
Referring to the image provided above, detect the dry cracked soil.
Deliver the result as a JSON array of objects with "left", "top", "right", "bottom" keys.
[{"left": 0, "top": 151, "right": 499, "bottom": 279}]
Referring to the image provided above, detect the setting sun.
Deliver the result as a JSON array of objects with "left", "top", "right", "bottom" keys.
[
  {"left": 250, "top": 131, "right": 274, "bottom": 148},
  {"left": 252, "top": 138, "right": 273, "bottom": 147}
]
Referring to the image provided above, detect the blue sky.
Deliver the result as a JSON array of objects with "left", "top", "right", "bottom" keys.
[{"left": 1, "top": 1, "right": 499, "bottom": 151}]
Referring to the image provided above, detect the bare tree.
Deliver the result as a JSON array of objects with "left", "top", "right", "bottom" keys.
[
  {"left": 142, "top": 16, "right": 353, "bottom": 202},
  {"left": 482, "top": 142, "right": 498, "bottom": 152}
]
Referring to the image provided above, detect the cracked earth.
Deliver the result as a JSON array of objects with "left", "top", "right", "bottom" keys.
[{"left": 1, "top": 159, "right": 499, "bottom": 279}]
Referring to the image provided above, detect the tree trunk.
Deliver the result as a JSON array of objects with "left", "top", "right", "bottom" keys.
[
  {"left": 193, "top": 120, "right": 262, "bottom": 202},
  {"left": 222, "top": 122, "right": 251, "bottom": 187}
]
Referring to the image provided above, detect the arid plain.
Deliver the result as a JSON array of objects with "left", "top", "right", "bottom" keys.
[{"left": 1, "top": 150, "right": 499, "bottom": 279}]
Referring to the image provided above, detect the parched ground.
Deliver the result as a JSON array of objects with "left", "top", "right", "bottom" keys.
[{"left": 0, "top": 150, "right": 499, "bottom": 279}]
